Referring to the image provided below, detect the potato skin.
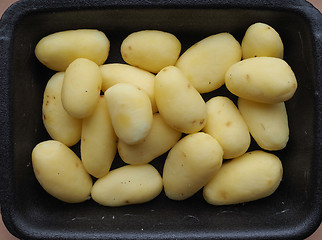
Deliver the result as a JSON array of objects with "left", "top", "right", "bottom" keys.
[
  {"left": 81, "top": 96, "right": 117, "bottom": 178},
  {"left": 203, "top": 150, "right": 283, "bottom": 205},
  {"left": 91, "top": 164, "right": 163, "bottom": 207},
  {"left": 203, "top": 96, "right": 250, "bottom": 159},
  {"left": 121, "top": 30, "right": 181, "bottom": 73},
  {"left": 155, "top": 66, "right": 207, "bottom": 134},
  {"left": 238, "top": 98, "right": 289, "bottom": 151},
  {"left": 118, "top": 113, "right": 182, "bottom": 165},
  {"left": 242, "top": 22, "right": 284, "bottom": 59},
  {"left": 35, "top": 29, "right": 109, "bottom": 71},
  {"left": 225, "top": 57, "right": 297, "bottom": 104},
  {"left": 100, "top": 63, "right": 157, "bottom": 113},
  {"left": 163, "top": 132, "right": 223, "bottom": 201},
  {"left": 32, "top": 140, "right": 92, "bottom": 203},
  {"left": 42, "top": 72, "right": 82, "bottom": 147},
  {"left": 176, "top": 33, "right": 241, "bottom": 93},
  {"left": 61, "top": 58, "right": 102, "bottom": 119},
  {"left": 104, "top": 83, "right": 153, "bottom": 145}
]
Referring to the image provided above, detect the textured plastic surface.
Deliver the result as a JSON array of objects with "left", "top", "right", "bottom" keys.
[{"left": 0, "top": 0, "right": 321, "bottom": 239}]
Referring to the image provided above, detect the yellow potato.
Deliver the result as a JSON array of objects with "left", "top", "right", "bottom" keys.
[
  {"left": 61, "top": 58, "right": 102, "bottom": 119},
  {"left": 155, "top": 66, "right": 207, "bottom": 134},
  {"left": 203, "top": 96, "right": 250, "bottom": 159},
  {"left": 32, "top": 140, "right": 92, "bottom": 203},
  {"left": 225, "top": 57, "right": 297, "bottom": 103},
  {"left": 118, "top": 113, "right": 182, "bottom": 165},
  {"left": 238, "top": 98, "right": 289, "bottom": 151},
  {"left": 242, "top": 23, "right": 284, "bottom": 59},
  {"left": 203, "top": 150, "right": 283, "bottom": 205},
  {"left": 121, "top": 30, "right": 181, "bottom": 73},
  {"left": 81, "top": 96, "right": 117, "bottom": 178},
  {"left": 176, "top": 33, "right": 241, "bottom": 93},
  {"left": 91, "top": 164, "right": 163, "bottom": 207},
  {"left": 163, "top": 132, "right": 223, "bottom": 201},
  {"left": 42, "top": 72, "right": 82, "bottom": 147},
  {"left": 100, "top": 63, "right": 157, "bottom": 113},
  {"left": 35, "top": 29, "right": 110, "bottom": 71},
  {"left": 104, "top": 83, "right": 153, "bottom": 145}
]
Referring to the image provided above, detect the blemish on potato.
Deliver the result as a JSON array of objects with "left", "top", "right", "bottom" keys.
[
  {"left": 260, "top": 123, "right": 266, "bottom": 130},
  {"left": 187, "top": 83, "right": 191, "bottom": 88},
  {"left": 246, "top": 74, "right": 251, "bottom": 82},
  {"left": 226, "top": 121, "right": 232, "bottom": 127},
  {"left": 75, "top": 162, "right": 79, "bottom": 168},
  {"left": 128, "top": 45, "right": 132, "bottom": 50},
  {"left": 200, "top": 119, "right": 205, "bottom": 125},
  {"left": 220, "top": 190, "right": 228, "bottom": 199}
]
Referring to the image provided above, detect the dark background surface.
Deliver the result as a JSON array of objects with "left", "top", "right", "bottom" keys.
[{"left": 0, "top": 0, "right": 321, "bottom": 239}]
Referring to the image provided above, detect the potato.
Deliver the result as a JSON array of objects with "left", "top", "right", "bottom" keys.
[
  {"left": 91, "top": 164, "right": 163, "bottom": 207},
  {"left": 203, "top": 96, "right": 250, "bottom": 159},
  {"left": 242, "top": 23, "right": 284, "bottom": 59},
  {"left": 121, "top": 30, "right": 181, "bottom": 73},
  {"left": 104, "top": 83, "right": 153, "bottom": 145},
  {"left": 35, "top": 29, "right": 110, "bottom": 71},
  {"left": 163, "top": 132, "right": 223, "bottom": 200},
  {"left": 118, "top": 113, "right": 182, "bottom": 165},
  {"left": 61, "top": 58, "right": 102, "bottom": 119},
  {"left": 155, "top": 66, "right": 207, "bottom": 134},
  {"left": 176, "top": 33, "right": 241, "bottom": 93},
  {"left": 100, "top": 63, "right": 157, "bottom": 113},
  {"left": 81, "top": 96, "right": 117, "bottom": 178},
  {"left": 42, "top": 72, "right": 82, "bottom": 147},
  {"left": 203, "top": 150, "right": 283, "bottom": 205},
  {"left": 238, "top": 98, "right": 289, "bottom": 151},
  {"left": 32, "top": 140, "right": 92, "bottom": 203},
  {"left": 225, "top": 57, "right": 297, "bottom": 103}
]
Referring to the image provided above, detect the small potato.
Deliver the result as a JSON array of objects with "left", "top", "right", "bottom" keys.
[
  {"left": 32, "top": 140, "right": 92, "bottom": 203},
  {"left": 118, "top": 113, "right": 182, "bottom": 165},
  {"left": 61, "top": 58, "right": 102, "bottom": 119},
  {"left": 203, "top": 96, "right": 250, "bottom": 159},
  {"left": 238, "top": 98, "right": 289, "bottom": 151},
  {"left": 104, "top": 83, "right": 153, "bottom": 145},
  {"left": 242, "top": 23, "right": 284, "bottom": 59},
  {"left": 81, "top": 96, "right": 117, "bottom": 178},
  {"left": 155, "top": 66, "right": 207, "bottom": 134},
  {"left": 203, "top": 150, "right": 283, "bottom": 205},
  {"left": 176, "top": 33, "right": 241, "bottom": 93},
  {"left": 42, "top": 72, "right": 82, "bottom": 147},
  {"left": 100, "top": 63, "right": 157, "bottom": 113},
  {"left": 91, "top": 164, "right": 163, "bottom": 207},
  {"left": 225, "top": 57, "right": 297, "bottom": 104},
  {"left": 121, "top": 30, "right": 181, "bottom": 73},
  {"left": 163, "top": 132, "right": 223, "bottom": 201},
  {"left": 35, "top": 29, "right": 110, "bottom": 71}
]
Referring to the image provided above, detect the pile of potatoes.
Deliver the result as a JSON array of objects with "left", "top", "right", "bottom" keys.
[{"left": 32, "top": 23, "right": 297, "bottom": 207}]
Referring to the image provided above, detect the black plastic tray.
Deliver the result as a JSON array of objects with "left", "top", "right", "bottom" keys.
[{"left": 0, "top": 0, "right": 321, "bottom": 239}]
